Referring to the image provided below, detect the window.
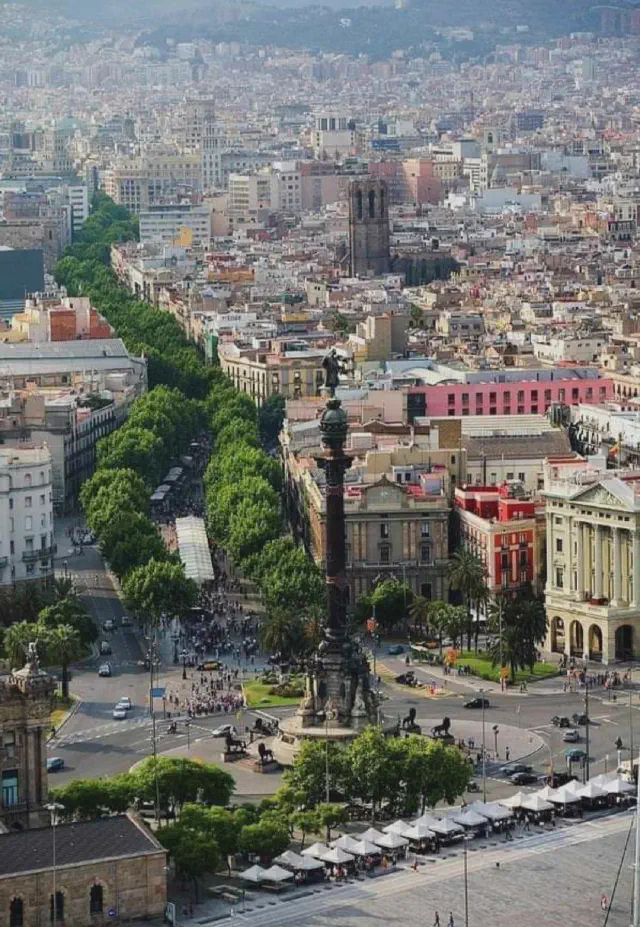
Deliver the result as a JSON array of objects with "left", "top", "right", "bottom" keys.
[
  {"left": 380, "top": 523, "right": 389, "bottom": 539},
  {"left": 8, "top": 498, "right": 12, "bottom": 510},
  {"left": 380, "top": 545, "right": 390, "bottom": 564},
  {"left": 24, "top": 474, "right": 31, "bottom": 487},
  {"left": 25, "top": 517, "right": 32, "bottom": 531},
  {"left": 9, "top": 541, "right": 14, "bottom": 555},
  {"left": 421, "top": 521, "right": 430, "bottom": 537},
  {"left": 518, "top": 390, "right": 525, "bottom": 402},
  {"left": 489, "top": 392, "right": 497, "bottom": 403},
  {"left": 10, "top": 898, "right": 23, "bottom": 927},
  {"left": 503, "top": 391, "right": 511, "bottom": 402},
  {"left": 501, "top": 553, "right": 509, "bottom": 569},
  {"left": 519, "top": 551, "right": 527, "bottom": 568},
  {"left": 25, "top": 497, "right": 31, "bottom": 508},
  {"left": 420, "top": 583, "right": 432, "bottom": 599},
  {"left": 518, "top": 472, "right": 525, "bottom": 482},
  {"left": 448, "top": 393, "right": 455, "bottom": 404},
  {"left": 506, "top": 472, "right": 514, "bottom": 480},
  {"left": 90, "top": 886, "right": 103, "bottom": 915},
  {"left": 490, "top": 473, "right": 497, "bottom": 486},
  {"left": 50, "top": 892, "right": 64, "bottom": 924},
  {"left": 420, "top": 544, "right": 431, "bottom": 563},
  {"left": 572, "top": 388, "right": 579, "bottom": 401},
  {"left": 461, "top": 393, "right": 469, "bottom": 404},
  {"left": 40, "top": 494, "right": 45, "bottom": 505},
  {"left": 531, "top": 390, "right": 538, "bottom": 401},
  {"left": 544, "top": 390, "right": 551, "bottom": 401},
  {"left": 2, "top": 769, "right": 18, "bottom": 806},
  {"left": 555, "top": 568, "right": 564, "bottom": 588},
  {"left": 558, "top": 389, "right": 565, "bottom": 402}
]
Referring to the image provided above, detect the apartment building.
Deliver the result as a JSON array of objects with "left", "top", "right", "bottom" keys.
[
  {"left": 10, "top": 296, "right": 113, "bottom": 343},
  {"left": 218, "top": 338, "right": 327, "bottom": 405},
  {"left": 103, "top": 153, "right": 201, "bottom": 213},
  {"left": 0, "top": 445, "right": 54, "bottom": 588},
  {"left": 455, "top": 482, "right": 545, "bottom": 598},
  {"left": 138, "top": 203, "right": 211, "bottom": 246},
  {"left": 543, "top": 461, "right": 640, "bottom": 663}
]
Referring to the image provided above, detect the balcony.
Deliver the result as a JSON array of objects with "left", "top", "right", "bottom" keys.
[{"left": 22, "top": 546, "right": 54, "bottom": 563}]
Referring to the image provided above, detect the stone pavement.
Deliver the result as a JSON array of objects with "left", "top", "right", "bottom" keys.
[{"left": 413, "top": 718, "right": 543, "bottom": 766}]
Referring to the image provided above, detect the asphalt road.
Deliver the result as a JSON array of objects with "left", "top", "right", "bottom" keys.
[{"left": 48, "top": 521, "right": 640, "bottom": 801}]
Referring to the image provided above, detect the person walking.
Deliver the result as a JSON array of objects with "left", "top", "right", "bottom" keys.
[
  {"left": 433, "top": 913, "right": 440, "bottom": 927},
  {"left": 448, "top": 913, "right": 455, "bottom": 927}
]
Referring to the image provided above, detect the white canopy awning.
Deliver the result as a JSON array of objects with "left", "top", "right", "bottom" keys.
[
  {"left": 577, "top": 782, "right": 608, "bottom": 800},
  {"left": 322, "top": 846, "right": 355, "bottom": 865},
  {"left": 467, "top": 801, "right": 512, "bottom": 821},
  {"left": 603, "top": 776, "right": 635, "bottom": 795},
  {"left": 451, "top": 809, "right": 489, "bottom": 827},
  {"left": 360, "top": 827, "right": 386, "bottom": 842},
  {"left": 175, "top": 516, "right": 215, "bottom": 586},
  {"left": 332, "top": 835, "right": 362, "bottom": 854},
  {"left": 498, "top": 792, "right": 528, "bottom": 809},
  {"left": 428, "top": 818, "right": 464, "bottom": 836},
  {"left": 373, "top": 832, "right": 409, "bottom": 849},
  {"left": 274, "top": 850, "right": 304, "bottom": 868},
  {"left": 521, "top": 794, "right": 554, "bottom": 813},
  {"left": 261, "top": 865, "right": 294, "bottom": 883},
  {"left": 302, "top": 842, "right": 331, "bottom": 859},
  {"left": 351, "top": 838, "right": 382, "bottom": 856},
  {"left": 240, "top": 864, "right": 265, "bottom": 883},
  {"left": 404, "top": 821, "right": 435, "bottom": 840},
  {"left": 549, "top": 785, "right": 582, "bottom": 804},
  {"left": 383, "top": 819, "right": 414, "bottom": 837}
]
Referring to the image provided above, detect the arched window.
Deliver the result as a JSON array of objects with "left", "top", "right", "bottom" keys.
[
  {"left": 50, "top": 891, "right": 64, "bottom": 923},
  {"left": 90, "top": 885, "right": 103, "bottom": 915},
  {"left": 10, "top": 898, "right": 23, "bottom": 927},
  {"left": 356, "top": 190, "right": 363, "bottom": 220},
  {"left": 24, "top": 473, "right": 32, "bottom": 486},
  {"left": 368, "top": 189, "right": 376, "bottom": 218}
]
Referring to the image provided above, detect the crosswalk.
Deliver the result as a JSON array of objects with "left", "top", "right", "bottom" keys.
[
  {"left": 208, "top": 813, "right": 632, "bottom": 927},
  {"left": 50, "top": 717, "right": 211, "bottom": 750}
]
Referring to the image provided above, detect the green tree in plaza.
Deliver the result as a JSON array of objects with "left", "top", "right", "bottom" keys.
[
  {"left": 0, "top": 586, "right": 47, "bottom": 631},
  {"left": 49, "top": 775, "right": 135, "bottom": 821},
  {"left": 284, "top": 739, "right": 348, "bottom": 809},
  {"left": 398, "top": 736, "right": 472, "bottom": 814},
  {"left": 98, "top": 511, "right": 168, "bottom": 579},
  {"left": 97, "top": 426, "right": 166, "bottom": 487},
  {"left": 447, "top": 547, "right": 489, "bottom": 651},
  {"left": 488, "top": 589, "right": 548, "bottom": 680},
  {"left": 408, "top": 594, "right": 431, "bottom": 634},
  {"left": 314, "top": 803, "right": 349, "bottom": 842},
  {"left": 356, "top": 579, "right": 414, "bottom": 634},
  {"left": 344, "top": 726, "right": 396, "bottom": 821},
  {"left": 39, "top": 595, "right": 97, "bottom": 648},
  {"left": 226, "top": 499, "right": 281, "bottom": 565},
  {"left": 290, "top": 809, "right": 320, "bottom": 850},
  {"left": 159, "top": 825, "right": 220, "bottom": 900},
  {"left": 206, "top": 476, "right": 279, "bottom": 546},
  {"left": 261, "top": 546, "right": 326, "bottom": 617},
  {"left": 258, "top": 393, "right": 286, "bottom": 445},
  {"left": 122, "top": 559, "right": 198, "bottom": 628},
  {"left": 215, "top": 418, "right": 260, "bottom": 450},
  {"left": 179, "top": 804, "right": 241, "bottom": 876},
  {"left": 211, "top": 444, "right": 282, "bottom": 493},
  {"left": 1, "top": 621, "right": 42, "bottom": 667},
  {"left": 81, "top": 468, "right": 150, "bottom": 538},
  {"left": 238, "top": 820, "right": 291, "bottom": 861},
  {"left": 428, "top": 602, "right": 466, "bottom": 653},
  {"left": 132, "top": 757, "right": 234, "bottom": 820},
  {"left": 43, "top": 624, "right": 83, "bottom": 699},
  {"left": 260, "top": 609, "right": 305, "bottom": 661}
]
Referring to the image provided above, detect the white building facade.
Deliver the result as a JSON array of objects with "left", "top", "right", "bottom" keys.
[{"left": 0, "top": 446, "right": 55, "bottom": 589}]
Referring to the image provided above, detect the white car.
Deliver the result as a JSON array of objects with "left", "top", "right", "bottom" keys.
[
  {"left": 113, "top": 704, "right": 128, "bottom": 719},
  {"left": 212, "top": 724, "right": 237, "bottom": 738},
  {"left": 563, "top": 729, "right": 580, "bottom": 743},
  {"left": 98, "top": 663, "right": 112, "bottom": 677},
  {"left": 118, "top": 697, "right": 132, "bottom": 710}
]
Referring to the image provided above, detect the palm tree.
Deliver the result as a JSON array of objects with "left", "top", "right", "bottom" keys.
[
  {"left": 260, "top": 610, "right": 303, "bottom": 662},
  {"left": 425, "top": 600, "right": 448, "bottom": 653},
  {"left": 447, "top": 547, "right": 488, "bottom": 652},
  {"left": 46, "top": 624, "right": 83, "bottom": 699},
  {"left": 409, "top": 595, "right": 430, "bottom": 635},
  {"left": 52, "top": 576, "right": 75, "bottom": 602},
  {"left": 2, "top": 621, "right": 42, "bottom": 668}
]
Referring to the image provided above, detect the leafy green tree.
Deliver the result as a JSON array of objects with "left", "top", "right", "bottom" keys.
[
  {"left": 398, "top": 736, "right": 471, "bottom": 814},
  {"left": 99, "top": 512, "right": 167, "bottom": 578},
  {"left": 488, "top": 590, "right": 548, "bottom": 679},
  {"left": 123, "top": 559, "right": 198, "bottom": 628},
  {"left": 238, "top": 820, "right": 290, "bottom": 860},
  {"left": 284, "top": 739, "right": 348, "bottom": 809},
  {"left": 226, "top": 499, "right": 281, "bottom": 564},
  {"left": 260, "top": 609, "right": 305, "bottom": 660},
  {"left": 49, "top": 775, "right": 134, "bottom": 821},
  {"left": 159, "top": 825, "right": 220, "bottom": 900},
  {"left": 356, "top": 579, "right": 413, "bottom": 634},
  {"left": 39, "top": 596, "right": 97, "bottom": 648},
  {"left": 132, "top": 757, "right": 234, "bottom": 819},
  {"left": 409, "top": 594, "right": 430, "bottom": 633},
  {"left": 0, "top": 586, "right": 47, "bottom": 631},
  {"left": 259, "top": 393, "right": 286, "bottom": 445},
  {"left": 215, "top": 418, "right": 260, "bottom": 450},
  {"left": 2, "top": 621, "right": 42, "bottom": 667},
  {"left": 344, "top": 726, "right": 396, "bottom": 821},
  {"left": 291, "top": 810, "right": 320, "bottom": 850},
  {"left": 261, "top": 547, "right": 325, "bottom": 617},
  {"left": 179, "top": 804, "right": 241, "bottom": 876},
  {"left": 314, "top": 803, "right": 348, "bottom": 842},
  {"left": 44, "top": 624, "right": 83, "bottom": 699},
  {"left": 97, "top": 426, "right": 165, "bottom": 486},
  {"left": 206, "top": 477, "right": 279, "bottom": 545},
  {"left": 447, "top": 547, "right": 488, "bottom": 651}
]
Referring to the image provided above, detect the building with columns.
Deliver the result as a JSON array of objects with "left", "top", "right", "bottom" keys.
[{"left": 543, "top": 460, "right": 640, "bottom": 663}]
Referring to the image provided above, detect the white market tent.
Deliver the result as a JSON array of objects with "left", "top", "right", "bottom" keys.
[
  {"left": 332, "top": 835, "right": 362, "bottom": 854},
  {"left": 351, "top": 839, "right": 382, "bottom": 856},
  {"left": 360, "top": 827, "right": 386, "bottom": 842},
  {"left": 404, "top": 821, "right": 435, "bottom": 841},
  {"left": 603, "top": 776, "right": 635, "bottom": 796},
  {"left": 521, "top": 794, "right": 554, "bottom": 813},
  {"left": 451, "top": 809, "right": 489, "bottom": 828},
  {"left": 590, "top": 773, "right": 618, "bottom": 788},
  {"left": 241, "top": 864, "right": 266, "bottom": 883},
  {"left": 302, "top": 842, "right": 331, "bottom": 859},
  {"left": 274, "top": 850, "right": 305, "bottom": 868},
  {"left": 175, "top": 516, "right": 215, "bottom": 586},
  {"left": 535, "top": 786, "right": 560, "bottom": 801},
  {"left": 561, "top": 779, "right": 584, "bottom": 795},
  {"left": 549, "top": 785, "right": 582, "bottom": 804},
  {"left": 498, "top": 792, "right": 528, "bottom": 809},
  {"left": 467, "top": 801, "right": 512, "bottom": 822},
  {"left": 577, "top": 782, "right": 608, "bottom": 800},
  {"left": 412, "top": 814, "right": 442, "bottom": 829},
  {"left": 384, "top": 820, "right": 414, "bottom": 837},
  {"left": 428, "top": 818, "right": 464, "bottom": 837},
  {"left": 373, "top": 832, "right": 409, "bottom": 850},
  {"left": 261, "top": 865, "right": 294, "bottom": 883},
  {"left": 323, "top": 846, "right": 355, "bottom": 865}
]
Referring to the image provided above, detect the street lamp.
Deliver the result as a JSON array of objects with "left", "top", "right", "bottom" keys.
[
  {"left": 480, "top": 688, "right": 487, "bottom": 802},
  {"left": 46, "top": 802, "right": 64, "bottom": 925},
  {"left": 181, "top": 649, "right": 188, "bottom": 681},
  {"left": 462, "top": 833, "right": 472, "bottom": 927}
]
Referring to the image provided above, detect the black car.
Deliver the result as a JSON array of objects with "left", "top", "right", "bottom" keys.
[
  {"left": 501, "top": 762, "right": 533, "bottom": 777},
  {"left": 551, "top": 715, "right": 571, "bottom": 728},
  {"left": 572, "top": 712, "right": 588, "bottom": 725},
  {"left": 464, "top": 697, "right": 490, "bottom": 709},
  {"left": 509, "top": 771, "right": 538, "bottom": 785}
]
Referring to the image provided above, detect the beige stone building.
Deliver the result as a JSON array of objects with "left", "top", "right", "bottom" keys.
[
  {"left": 218, "top": 340, "right": 328, "bottom": 406},
  {"left": 543, "top": 462, "right": 640, "bottom": 663},
  {"left": 0, "top": 815, "right": 166, "bottom": 926},
  {"left": 0, "top": 655, "right": 54, "bottom": 831}
]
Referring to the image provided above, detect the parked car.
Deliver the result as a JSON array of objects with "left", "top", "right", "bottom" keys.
[
  {"left": 464, "top": 697, "right": 490, "bottom": 709},
  {"left": 113, "top": 705, "right": 127, "bottom": 720},
  {"left": 500, "top": 762, "right": 532, "bottom": 776},
  {"left": 47, "top": 757, "right": 64, "bottom": 772},
  {"left": 388, "top": 645, "right": 405, "bottom": 656},
  {"left": 118, "top": 696, "right": 132, "bottom": 710},
  {"left": 565, "top": 748, "right": 588, "bottom": 762},
  {"left": 551, "top": 715, "right": 571, "bottom": 728},
  {"left": 542, "top": 772, "right": 574, "bottom": 788},
  {"left": 197, "top": 661, "right": 222, "bottom": 672},
  {"left": 103, "top": 620, "right": 116, "bottom": 632},
  {"left": 509, "top": 771, "right": 538, "bottom": 785},
  {"left": 212, "top": 724, "right": 237, "bottom": 738},
  {"left": 572, "top": 712, "right": 588, "bottom": 725},
  {"left": 98, "top": 663, "right": 112, "bottom": 677},
  {"left": 563, "top": 729, "right": 580, "bottom": 743},
  {"left": 99, "top": 641, "right": 112, "bottom": 656}
]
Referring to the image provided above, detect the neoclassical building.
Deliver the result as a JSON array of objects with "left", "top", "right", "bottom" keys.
[{"left": 543, "top": 462, "right": 640, "bottom": 664}]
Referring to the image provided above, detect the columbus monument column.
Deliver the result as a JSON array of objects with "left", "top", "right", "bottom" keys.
[{"left": 274, "top": 351, "right": 391, "bottom": 764}]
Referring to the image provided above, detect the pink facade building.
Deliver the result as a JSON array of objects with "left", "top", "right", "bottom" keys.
[{"left": 408, "top": 369, "right": 614, "bottom": 419}]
